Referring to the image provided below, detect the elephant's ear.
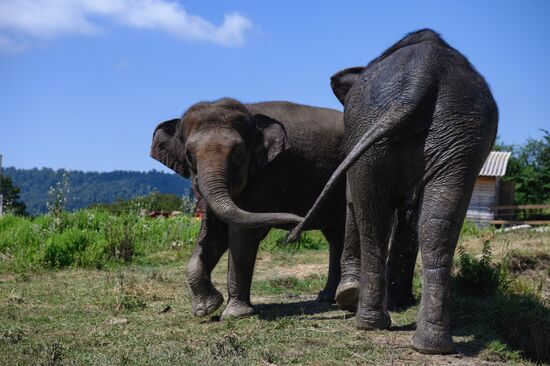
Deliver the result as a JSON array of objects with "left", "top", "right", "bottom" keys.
[
  {"left": 252, "top": 114, "right": 290, "bottom": 171},
  {"left": 330, "top": 66, "right": 365, "bottom": 106},
  {"left": 150, "top": 118, "right": 190, "bottom": 178}
]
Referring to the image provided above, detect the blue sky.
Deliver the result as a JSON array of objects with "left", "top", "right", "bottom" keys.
[{"left": 0, "top": 0, "right": 549, "bottom": 172}]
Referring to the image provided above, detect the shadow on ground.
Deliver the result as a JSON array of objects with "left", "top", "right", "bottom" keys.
[
  {"left": 255, "top": 299, "right": 338, "bottom": 320},
  {"left": 249, "top": 292, "right": 549, "bottom": 363},
  {"left": 451, "top": 292, "right": 550, "bottom": 363}
]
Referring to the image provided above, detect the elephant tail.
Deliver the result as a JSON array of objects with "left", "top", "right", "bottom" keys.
[{"left": 287, "top": 122, "right": 393, "bottom": 242}]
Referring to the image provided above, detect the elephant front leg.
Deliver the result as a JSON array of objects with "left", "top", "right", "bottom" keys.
[
  {"left": 387, "top": 206, "right": 419, "bottom": 310},
  {"left": 221, "top": 227, "right": 267, "bottom": 319},
  {"left": 186, "top": 210, "right": 228, "bottom": 317}
]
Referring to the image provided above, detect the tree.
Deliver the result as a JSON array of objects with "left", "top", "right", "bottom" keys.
[
  {"left": 3, "top": 167, "right": 191, "bottom": 214},
  {"left": 0, "top": 175, "right": 28, "bottom": 216},
  {"left": 495, "top": 129, "right": 550, "bottom": 204}
]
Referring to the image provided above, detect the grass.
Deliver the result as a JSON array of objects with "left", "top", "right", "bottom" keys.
[
  {"left": 451, "top": 234, "right": 550, "bottom": 362},
  {"left": 0, "top": 209, "right": 201, "bottom": 272},
  {"left": 0, "top": 264, "right": 391, "bottom": 365},
  {"left": 0, "top": 212, "right": 549, "bottom": 364},
  {"left": 0, "top": 210, "right": 325, "bottom": 273}
]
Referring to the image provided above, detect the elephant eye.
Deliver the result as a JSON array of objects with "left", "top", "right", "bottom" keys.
[
  {"left": 186, "top": 151, "right": 196, "bottom": 172},
  {"left": 232, "top": 148, "right": 246, "bottom": 167}
]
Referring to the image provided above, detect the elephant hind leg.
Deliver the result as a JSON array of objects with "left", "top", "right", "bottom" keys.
[
  {"left": 336, "top": 186, "right": 361, "bottom": 312},
  {"left": 317, "top": 226, "right": 344, "bottom": 303},
  {"left": 412, "top": 177, "right": 477, "bottom": 354},
  {"left": 387, "top": 206, "right": 419, "bottom": 311},
  {"left": 353, "top": 179, "right": 395, "bottom": 330}
]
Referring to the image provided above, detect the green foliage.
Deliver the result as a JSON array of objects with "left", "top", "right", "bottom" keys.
[
  {"left": 483, "top": 340, "right": 522, "bottom": 362},
  {"left": 495, "top": 130, "right": 550, "bottom": 205},
  {"left": 0, "top": 175, "right": 27, "bottom": 216},
  {"left": 451, "top": 238, "right": 550, "bottom": 362},
  {"left": 0, "top": 215, "right": 43, "bottom": 271},
  {"left": 0, "top": 204, "right": 331, "bottom": 273},
  {"left": 460, "top": 219, "right": 480, "bottom": 237},
  {"left": 0, "top": 208, "right": 201, "bottom": 272},
  {"left": 94, "top": 191, "right": 195, "bottom": 215},
  {"left": 40, "top": 229, "right": 95, "bottom": 268},
  {"left": 3, "top": 167, "right": 191, "bottom": 214},
  {"left": 453, "top": 240, "right": 507, "bottom": 297},
  {"left": 459, "top": 219, "right": 496, "bottom": 240},
  {"left": 261, "top": 229, "right": 328, "bottom": 252}
]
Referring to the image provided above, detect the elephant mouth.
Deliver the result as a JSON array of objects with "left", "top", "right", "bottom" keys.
[{"left": 192, "top": 177, "right": 204, "bottom": 200}]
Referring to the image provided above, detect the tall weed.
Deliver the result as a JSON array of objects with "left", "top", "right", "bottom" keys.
[{"left": 452, "top": 238, "right": 550, "bottom": 362}]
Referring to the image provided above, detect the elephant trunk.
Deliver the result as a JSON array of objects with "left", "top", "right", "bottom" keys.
[{"left": 196, "top": 161, "right": 303, "bottom": 229}]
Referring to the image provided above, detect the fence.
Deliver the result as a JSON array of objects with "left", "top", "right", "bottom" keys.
[{"left": 490, "top": 204, "right": 550, "bottom": 226}]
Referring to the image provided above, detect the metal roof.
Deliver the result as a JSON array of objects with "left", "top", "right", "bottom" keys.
[{"left": 479, "top": 151, "right": 511, "bottom": 177}]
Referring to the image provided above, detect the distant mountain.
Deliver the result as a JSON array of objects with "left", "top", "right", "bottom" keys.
[{"left": 3, "top": 167, "right": 191, "bottom": 214}]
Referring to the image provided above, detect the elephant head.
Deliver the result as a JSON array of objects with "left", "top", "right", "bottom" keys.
[{"left": 151, "top": 98, "right": 303, "bottom": 228}]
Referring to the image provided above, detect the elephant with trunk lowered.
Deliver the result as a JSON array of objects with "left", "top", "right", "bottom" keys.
[
  {"left": 151, "top": 99, "right": 351, "bottom": 319},
  {"left": 151, "top": 99, "right": 420, "bottom": 319},
  {"left": 288, "top": 29, "right": 498, "bottom": 354}
]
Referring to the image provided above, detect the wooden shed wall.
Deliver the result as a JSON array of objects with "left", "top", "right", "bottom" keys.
[{"left": 466, "top": 177, "right": 497, "bottom": 224}]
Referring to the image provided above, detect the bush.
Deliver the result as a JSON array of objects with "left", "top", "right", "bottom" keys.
[
  {"left": 452, "top": 240, "right": 507, "bottom": 297},
  {"left": 261, "top": 229, "right": 328, "bottom": 252},
  {"left": 0, "top": 215, "right": 42, "bottom": 271},
  {"left": 0, "top": 208, "right": 201, "bottom": 272},
  {"left": 451, "top": 238, "right": 550, "bottom": 362},
  {"left": 40, "top": 229, "right": 94, "bottom": 268},
  {"left": 460, "top": 219, "right": 480, "bottom": 237},
  {"left": 0, "top": 206, "right": 327, "bottom": 272},
  {"left": 94, "top": 191, "right": 194, "bottom": 215}
]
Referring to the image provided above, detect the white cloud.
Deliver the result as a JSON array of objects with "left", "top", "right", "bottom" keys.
[{"left": 0, "top": 0, "right": 253, "bottom": 52}]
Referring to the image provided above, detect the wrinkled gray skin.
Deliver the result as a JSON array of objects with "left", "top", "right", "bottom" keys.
[
  {"left": 287, "top": 29, "right": 498, "bottom": 354},
  {"left": 151, "top": 99, "right": 369, "bottom": 319}
]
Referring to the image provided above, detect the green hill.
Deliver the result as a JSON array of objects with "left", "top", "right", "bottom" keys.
[{"left": 3, "top": 167, "right": 191, "bottom": 214}]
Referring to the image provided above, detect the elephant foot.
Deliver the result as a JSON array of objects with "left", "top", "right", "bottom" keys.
[
  {"left": 335, "top": 281, "right": 359, "bottom": 312},
  {"left": 220, "top": 299, "right": 255, "bottom": 320},
  {"left": 356, "top": 309, "right": 391, "bottom": 330},
  {"left": 192, "top": 289, "right": 224, "bottom": 317},
  {"left": 411, "top": 322, "right": 455, "bottom": 354},
  {"left": 316, "top": 288, "right": 336, "bottom": 303}
]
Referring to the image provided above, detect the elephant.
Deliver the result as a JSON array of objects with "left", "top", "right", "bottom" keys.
[
  {"left": 287, "top": 29, "right": 498, "bottom": 354},
  {"left": 150, "top": 98, "right": 366, "bottom": 319}
]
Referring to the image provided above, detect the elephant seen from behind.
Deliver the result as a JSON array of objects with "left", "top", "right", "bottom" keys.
[{"left": 287, "top": 29, "right": 498, "bottom": 354}]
